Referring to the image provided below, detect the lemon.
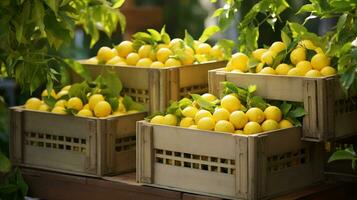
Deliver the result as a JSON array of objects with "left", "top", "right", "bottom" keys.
[
  {"left": 214, "top": 120, "right": 235, "bottom": 133},
  {"left": 150, "top": 61, "right": 165, "bottom": 68},
  {"left": 234, "top": 130, "right": 244, "bottom": 134},
  {"left": 230, "top": 53, "right": 249, "bottom": 72},
  {"left": 287, "top": 68, "right": 304, "bottom": 76},
  {"left": 197, "top": 117, "right": 215, "bottom": 131},
  {"left": 38, "top": 104, "right": 50, "bottom": 112},
  {"left": 314, "top": 47, "right": 324, "bottom": 54},
  {"left": 180, "top": 48, "right": 195, "bottom": 65},
  {"left": 252, "top": 49, "right": 268, "bottom": 61},
  {"left": 126, "top": 52, "right": 140, "bottom": 66},
  {"left": 229, "top": 111, "right": 248, "bottom": 129},
  {"left": 157, "top": 43, "right": 169, "bottom": 50},
  {"left": 246, "top": 107, "right": 265, "bottom": 123},
  {"left": 243, "top": 122, "right": 262, "bottom": 134},
  {"left": 115, "top": 41, "right": 133, "bottom": 58},
  {"left": 261, "top": 119, "right": 279, "bottom": 132},
  {"left": 182, "top": 106, "right": 199, "bottom": 118},
  {"left": 180, "top": 117, "right": 195, "bottom": 127},
  {"left": 194, "top": 109, "right": 212, "bottom": 123},
  {"left": 25, "top": 98, "right": 42, "bottom": 110},
  {"left": 89, "top": 94, "right": 104, "bottom": 110},
  {"left": 210, "top": 45, "right": 224, "bottom": 60},
  {"left": 196, "top": 43, "right": 212, "bottom": 55},
  {"left": 138, "top": 45, "right": 152, "bottom": 58},
  {"left": 320, "top": 66, "right": 337, "bottom": 76},
  {"left": 296, "top": 61, "right": 312, "bottom": 75},
  {"left": 106, "top": 56, "right": 126, "bottom": 65},
  {"left": 67, "top": 97, "right": 83, "bottom": 110},
  {"left": 169, "top": 38, "right": 184, "bottom": 50},
  {"left": 55, "top": 99, "right": 67, "bottom": 108},
  {"left": 269, "top": 41, "right": 286, "bottom": 54},
  {"left": 94, "top": 101, "right": 112, "bottom": 117},
  {"left": 255, "top": 63, "right": 264, "bottom": 73},
  {"left": 83, "top": 104, "right": 90, "bottom": 110},
  {"left": 188, "top": 125, "right": 198, "bottom": 129},
  {"left": 305, "top": 69, "right": 322, "bottom": 77},
  {"left": 41, "top": 89, "right": 57, "bottom": 99},
  {"left": 136, "top": 58, "right": 153, "bottom": 67},
  {"left": 61, "top": 85, "right": 71, "bottom": 91},
  {"left": 290, "top": 48, "right": 306, "bottom": 65},
  {"left": 275, "top": 63, "right": 292, "bottom": 75},
  {"left": 97, "top": 47, "right": 117, "bottom": 62},
  {"left": 311, "top": 53, "right": 330, "bottom": 70},
  {"left": 85, "top": 57, "right": 98, "bottom": 65},
  {"left": 52, "top": 106, "right": 67, "bottom": 115},
  {"left": 201, "top": 93, "right": 217, "bottom": 102},
  {"left": 163, "top": 114, "right": 177, "bottom": 126},
  {"left": 259, "top": 67, "right": 276, "bottom": 75},
  {"left": 156, "top": 48, "right": 173, "bottom": 63},
  {"left": 221, "top": 94, "right": 241, "bottom": 112},
  {"left": 264, "top": 106, "right": 282, "bottom": 122},
  {"left": 261, "top": 51, "right": 275, "bottom": 65},
  {"left": 213, "top": 108, "right": 230, "bottom": 121},
  {"left": 77, "top": 109, "right": 93, "bottom": 117},
  {"left": 116, "top": 102, "right": 126, "bottom": 113},
  {"left": 56, "top": 90, "right": 68, "bottom": 99},
  {"left": 279, "top": 119, "right": 293, "bottom": 128},
  {"left": 150, "top": 115, "right": 165, "bottom": 124},
  {"left": 165, "top": 58, "right": 181, "bottom": 67},
  {"left": 298, "top": 40, "right": 316, "bottom": 50}
]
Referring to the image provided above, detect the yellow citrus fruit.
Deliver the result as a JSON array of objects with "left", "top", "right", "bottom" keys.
[
  {"left": 210, "top": 45, "right": 224, "bottom": 60},
  {"left": 89, "top": 94, "right": 105, "bottom": 110},
  {"left": 77, "top": 109, "right": 93, "bottom": 117},
  {"left": 221, "top": 94, "right": 241, "bottom": 113},
  {"left": 67, "top": 97, "right": 83, "bottom": 110},
  {"left": 230, "top": 52, "right": 249, "bottom": 72},
  {"left": 314, "top": 47, "right": 324, "bottom": 54},
  {"left": 138, "top": 45, "right": 152, "bottom": 58},
  {"left": 126, "top": 52, "right": 140, "bottom": 66},
  {"left": 41, "top": 89, "right": 57, "bottom": 99},
  {"left": 311, "top": 53, "right": 330, "bottom": 70},
  {"left": 169, "top": 38, "right": 184, "bottom": 50},
  {"left": 275, "top": 63, "right": 292, "bottom": 75},
  {"left": 196, "top": 43, "right": 212, "bottom": 55},
  {"left": 97, "top": 47, "right": 117, "bottom": 62},
  {"left": 214, "top": 120, "right": 235, "bottom": 133},
  {"left": 156, "top": 48, "right": 173, "bottom": 63},
  {"left": 136, "top": 58, "right": 153, "bottom": 67},
  {"left": 234, "top": 130, "right": 244, "bottom": 134},
  {"left": 261, "top": 51, "right": 275, "bottom": 65},
  {"left": 261, "top": 119, "right": 279, "bottom": 132},
  {"left": 106, "top": 56, "right": 125, "bottom": 65},
  {"left": 287, "top": 68, "right": 304, "bottom": 76},
  {"left": 255, "top": 63, "right": 264, "bottom": 73},
  {"left": 52, "top": 106, "right": 67, "bottom": 115},
  {"left": 197, "top": 117, "right": 215, "bottom": 131},
  {"left": 259, "top": 67, "right": 276, "bottom": 75},
  {"left": 179, "top": 117, "right": 195, "bottom": 128},
  {"left": 116, "top": 102, "right": 126, "bottom": 113},
  {"left": 298, "top": 40, "right": 316, "bottom": 50},
  {"left": 279, "top": 119, "right": 293, "bottom": 128},
  {"left": 246, "top": 107, "right": 265, "bottom": 123},
  {"left": 182, "top": 106, "right": 199, "bottom": 118},
  {"left": 290, "top": 48, "right": 306, "bottom": 65},
  {"left": 213, "top": 108, "right": 230, "bottom": 121},
  {"left": 38, "top": 104, "right": 50, "bottom": 112},
  {"left": 56, "top": 90, "right": 68, "bottom": 99},
  {"left": 180, "top": 48, "right": 195, "bottom": 65},
  {"left": 83, "top": 104, "right": 90, "bottom": 110},
  {"left": 55, "top": 99, "right": 67, "bottom": 108},
  {"left": 229, "top": 110, "right": 248, "bottom": 129},
  {"left": 269, "top": 41, "right": 286, "bottom": 54},
  {"left": 150, "top": 61, "right": 165, "bottom": 68},
  {"left": 201, "top": 93, "right": 217, "bottom": 102},
  {"left": 61, "top": 85, "right": 71, "bottom": 91},
  {"left": 163, "top": 114, "right": 177, "bottom": 126},
  {"left": 243, "top": 122, "right": 262, "bottom": 134},
  {"left": 157, "top": 43, "right": 169, "bottom": 50},
  {"left": 85, "top": 57, "right": 98, "bottom": 65},
  {"left": 296, "top": 61, "right": 312, "bottom": 75},
  {"left": 305, "top": 69, "right": 322, "bottom": 77},
  {"left": 264, "top": 106, "right": 282, "bottom": 122},
  {"left": 94, "top": 101, "right": 112, "bottom": 117},
  {"left": 194, "top": 109, "right": 212, "bottom": 123},
  {"left": 165, "top": 58, "right": 181, "bottom": 67},
  {"left": 252, "top": 49, "right": 268, "bottom": 61},
  {"left": 115, "top": 41, "right": 133, "bottom": 58},
  {"left": 151, "top": 115, "right": 165, "bottom": 124},
  {"left": 25, "top": 98, "right": 42, "bottom": 110},
  {"left": 320, "top": 66, "right": 337, "bottom": 76}
]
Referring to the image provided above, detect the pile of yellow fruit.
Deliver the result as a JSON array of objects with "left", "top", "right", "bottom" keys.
[
  {"left": 150, "top": 93, "right": 293, "bottom": 135},
  {"left": 85, "top": 37, "right": 225, "bottom": 68},
  {"left": 225, "top": 40, "right": 337, "bottom": 77},
  {"left": 24, "top": 86, "right": 137, "bottom": 118}
]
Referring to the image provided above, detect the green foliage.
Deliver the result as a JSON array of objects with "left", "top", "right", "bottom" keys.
[
  {"left": 329, "top": 146, "right": 357, "bottom": 169},
  {"left": 122, "top": 95, "right": 146, "bottom": 112},
  {"left": 0, "top": 168, "right": 28, "bottom": 200},
  {"left": 278, "top": 101, "right": 306, "bottom": 126},
  {"left": 191, "top": 94, "right": 216, "bottom": 113}
]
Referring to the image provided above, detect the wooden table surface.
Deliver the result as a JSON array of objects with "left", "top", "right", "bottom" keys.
[{"left": 22, "top": 167, "right": 356, "bottom": 200}]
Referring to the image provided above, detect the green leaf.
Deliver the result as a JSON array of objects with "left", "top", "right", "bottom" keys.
[
  {"left": 0, "top": 151, "right": 11, "bottom": 173},
  {"left": 199, "top": 25, "right": 220, "bottom": 43},
  {"left": 0, "top": 184, "right": 18, "bottom": 194},
  {"left": 160, "top": 25, "right": 171, "bottom": 44},
  {"left": 296, "top": 4, "right": 315, "bottom": 14},
  {"left": 14, "top": 167, "right": 28, "bottom": 197},
  {"left": 221, "top": 82, "right": 248, "bottom": 103},
  {"left": 97, "top": 69, "right": 122, "bottom": 97},
  {"left": 328, "top": 147, "right": 357, "bottom": 163},
  {"left": 248, "top": 96, "right": 268, "bottom": 110},
  {"left": 43, "top": 96, "right": 57, "bottom": 110},
  {"left": 147, "top": 29, "right": 161, "bottom": 42},
  {"left": 184, "top": 30, "right": 194, "bottom": 49},
  {"left": 247, "top": 85, "right": 257, "bottom": 94},
  {"left": 289, "top": 106, "right": 306, "bottom": 118},
  {"left": 279, "top": 101, "right": 292, "bottom": 116},
  {"left": 217, "top": 39, "right": 235, "bottom": 59},
  {"left": 336, "top": 13, "right": 347, "bottom": 33},
  {"left": 122, "top": 95, "right": 146, "bottom": 111},
  {"left": 212, "top": 8, "right": 224, "bottom": 18},
  {"left": 281, "top": 30, "right": 291, "bottom": 48},
  {"left": 68, "top": 82, "right": 90, "bottom": 103},
  {"left": 43, "top": 0, "right": 58, "bottom": 14},
  {"left": 64, "top": 59, "right": 92, "bottom": 82},
  {"left": 106, "top": 96, "right": 119, "bottom": 111},
  {"left": 191, "top": 94, "right": 216, "bottom": 113},
  {"left": 113, "top": 0, "right": 125, "bottom": 8}
]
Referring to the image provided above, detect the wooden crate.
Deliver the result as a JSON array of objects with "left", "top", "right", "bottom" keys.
[
  {"left": 136, "top": 121, "right": 324, "bottom": 200},
  {"left": 208, "top": 68, "right": 357, "bottom": 142},
  {"left": 72, "top": 61, "right": 226, "bottom": 114},
  {"left": 9, "top": 107, "right": 146, "bottom": 177}
]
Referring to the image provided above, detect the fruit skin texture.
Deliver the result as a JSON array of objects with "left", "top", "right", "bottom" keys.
[
  {"left": 287, "top": 68, "right": 304, "bottom": 76},
  {"left": 305, "top": 69, "right": 322, "bottom": 77},
  {"left": 38, "top": 104, "right": 50, "bottom": 112},
  {"left": 150, "top": 115, "right": 165, "bottom": 124},
  {"left": 296, "top": 61, "right": 312, "bottom": 75},
  {"left": 235, "top": 130, "right": 244, "bottom": 134},
  {"left": 194, "top": 110, "right": 212, "bottom": 123},
  {"left": 261, "top": 119, "right": 279, "bottom": 132},
  {"left": 165, "top": 58, "right": 182, "bottom": 67},
  {"left": 156, "top": 48, "right": 173, "bottom": 63},
  {"left": 138, "top": 45, "right": 152, "bottom": 58},
  {"left": 243, "top": 122, "right": 262, "bottom": 134},
  {"left": 275, "top": 63, "right": 292, "bottom": 75},
  {"left": 229, "top": 111, "right": 248, "bottom": 129},
  {"left": 180, "top": 117, "right": 195, "bottom": 127},
  {"left": 279, "top": 119, "right": 293, "bottom": 129},
  {"left": 77, "top": 109, "right": 93, "bottom": 117},
  {"left": 89, "top": 94, "right": 105, "bottom": 110},
  {"left": 52, "top": 106, "right": 67, "bottom": 115},
  {"left": 290, "top": 48, "right": 306, "bottom": 65},
  {"left": 136, "top": 58, "right": 153, "bottom": 67},
  {"left": 264, "top": 106, "right": 282, "bottom": 122},
  {"left": 126, "top": 53, "right": 140, "bottom": 66},
  {"left": 56, "top": 90, "right": 68, "bottom": 99},
  {"left": 97, "top": 47, "right": 116, "bottom": 62},
  {"left": 196, "top": 43, "right": 212, "bottom": 55},
  {"left": 246, "top": 107, "right": 265, "bottom": 123},
  {"left": 252, "top": 49, "right": 268, "bottom": 61},
  {"left": 197, "top": 117, "right": 215, "bottom": 131},
  {"left": 67, "top": 97, "right": 83, "bottom": 110},
  {"left": 269, "top": 41, "right": 286, "bottom": 54},
  {"left": 25, "top": 98, "right": 42, "bottom": 110},
  {"left": 320, "top": 66, "right": 336, "bottom": 76},
  {"left": 214, "top": 120, "right": 235, "bottom": 133},
  {"left": 150, "top": 61, "right": 165, "bottom": 68},
  {"left": 311, "top": 53, "right": 330, "bottom": 70},
  {"left": 230, "top": 53, "right": 249, "bottom": 72},
  {"left": 94, "top": 101, "right": 112, "bottom": 117},
  {"left": 259, "top": 67, "right": 276, "bottom": 75},
  {"left": 163, "top": 114, "right": 177, "bottom": 126},
  {"left": 201, "top": 93, "right": 217, "bottom": 102},
  {"left": 261, "top": 51, "right": 275, "bottom": 65},
  {"left": 41, "top": 89, "right": 57, "bottom": 99},
  {"left": 299, "top": 40, "right": 316, "bottom": 50},
  {"left": 221, "top": 94, "right": 241, "bottom": 113},
  {"left": 255, "top": 63, "right": 264, "bottom": 73},
  {"left": 213, "top": 108, "right": 230, "bottom": 121},
  {"left": 115, "top": 41, "right": 133, "bottom": 58},
  {"left": 182, "top": 106, "right": 199, "bottom": 118}
]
